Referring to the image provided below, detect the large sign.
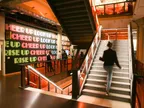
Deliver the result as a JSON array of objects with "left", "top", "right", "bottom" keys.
[
  {"left": 5, "top": 22, "right": 57, "bottom": 73},
  {"left": 62, "top": 36, "right": 71, "bottom": 50}
]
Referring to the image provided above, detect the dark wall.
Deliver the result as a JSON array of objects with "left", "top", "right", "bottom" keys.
[{"left": 5, "top": 21, "right": 57, "bottom": 74}]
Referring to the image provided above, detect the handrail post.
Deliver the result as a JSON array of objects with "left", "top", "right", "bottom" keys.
[
  {"left": 85, "top": 55, "right": 88, "bottom": 72},
  {"left": 60, "top": 60, "right": 62, "bottom": 72},
  {"left": 91, "top": 42, "right": 94, "bottom": 58},
  {"left": 55, "top": 87, "right": 57, "bottom": 93},
  {"left": 72, "top": 69, "right": 80, "bottom": 99},
  {"left": 45, "top": 62, "right": 46, "bottom": 75},
  {"left": 132, "top": 74, "right": 136, "bottom": 108},
  {"left": 48, "top": 82, "right": 50, "bottom": 91},
  {"left": 38, "top": 76, "right": 41, "bottom": 89},
  {"left": 20, "top": 65, "right": 26, "bottom": 89},
  {"left": 66, "top": 59, "right": 68, "bottom": 73},
  {"left": 27, "top": 67, "right": 30, "bottom": 86}
]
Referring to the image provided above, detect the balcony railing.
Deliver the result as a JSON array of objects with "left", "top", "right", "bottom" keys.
[
  {"left": 95, "top": 1, "right": 135, "bottom": 17},
  {"left": 20, "top": 59, "right": 78, "bottom": 95}
]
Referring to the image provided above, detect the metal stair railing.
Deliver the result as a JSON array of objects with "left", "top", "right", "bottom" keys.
[
  {"left": 20, "top": 64, "right": 73, "bottom": 95},
  {"left": 78, "top": 25, "right": 102, "bottom": 96},
  {"left": 128, "top": 23, "right": 134, "bottom": 107},
  {"left": 128, "top": 23, "right": 138, "bottom": 108}
]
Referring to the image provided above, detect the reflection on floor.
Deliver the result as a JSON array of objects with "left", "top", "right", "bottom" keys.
[
  {"left": 78, "top": 95, "right": 131, "bottom": 108},
  {"left": 0, "top": 74, "right": 108, "bottom": 108}
]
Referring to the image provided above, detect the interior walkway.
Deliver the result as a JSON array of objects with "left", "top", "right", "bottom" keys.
[{"left": 0, "top": 74, "right": 109, "bottom": 108}]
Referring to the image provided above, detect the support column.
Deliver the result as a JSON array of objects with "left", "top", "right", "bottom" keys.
[
  {"left": 56, "top": 26, "right": 63, "bottom": 59},
  {"left": 136, "top": 18, "right": 144, "bottom": 63},
  {"left": 0, "top": 12, "right": 5, "bottom": 76}
]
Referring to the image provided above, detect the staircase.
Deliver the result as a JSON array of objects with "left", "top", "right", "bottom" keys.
[
  {"left": 47, "top": 0, "right": 96, "bottom": 48},
  {"left": 82, "top": 40, "right": 131, "bottom": 103}
]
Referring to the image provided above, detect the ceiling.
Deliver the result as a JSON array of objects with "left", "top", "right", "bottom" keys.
[
  {"left": 0, "top": 0, "right": 59, "bottom": 24},
  {"left": 0, "top": 0, "right": 144, "bottom": 24}
]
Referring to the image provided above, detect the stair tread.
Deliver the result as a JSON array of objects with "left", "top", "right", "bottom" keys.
[
  {"left": 90, "top": 69, "right": 128, "bottom": 73},
  {"left": 87, "top": 79, "right": 130, "bottom": 85},
  {"left": 92, "top": 66, "right": 129, "bottom": 69},
  {"left": 85, "top": 83, "right": 130, "bottom": 91},
  {"left": 89, "top": 74, "right": 130, "bottom": 79},
  {"left": 90, "top": 70, "right": 129, "bottom": 74},
  {"left": 93, "top": 62, "right": 129, "bottom": 65},
  {"left": 83, "top": 89, "right": 131, "bottom": 99}
]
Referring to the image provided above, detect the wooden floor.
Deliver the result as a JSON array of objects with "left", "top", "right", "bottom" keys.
[{"left": 0, "top": 74, "right": 109, "bottom": 108}]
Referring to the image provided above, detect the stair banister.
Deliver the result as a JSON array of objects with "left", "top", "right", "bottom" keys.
[
  {"left": 79, "top": 25, "right": 102, "bottom": 95},
  {"left": 28, "top": 65, "right": 63, "bottom": 91},
  {"left": 128, "top": 23, "right": 136, "bottom": 108},
  {"left": 81, "top": 26, "right": 102, "bottom": 74}
]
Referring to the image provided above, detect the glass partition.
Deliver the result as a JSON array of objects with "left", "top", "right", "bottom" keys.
[{"left": 95, "top": 1, "right": 135, "bottom": 17}]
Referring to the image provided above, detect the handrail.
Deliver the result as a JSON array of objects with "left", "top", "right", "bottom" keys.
[
  {"left": 128, "top": 24, "right": 133, "bottom": 107},
  {"left": 130, "top": 23, "right": 136, "bottom": 74},
  {"left": 28, "top": 65, "right": 63, "bottom": 91},
  {"left": 80, "top": 26, "right": 102, "bottom": 75},
  {"left": 128, "top": 24, "right": 134, "bottom": 79},
  {"left": 79, "top": 25, "right": 102, "bottom": 95},
  {"left": 128, "top": 23, "right": 137, "bottom": 108}
]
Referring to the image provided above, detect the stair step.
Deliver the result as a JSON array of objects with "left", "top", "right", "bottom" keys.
[
  {"left": 90, "top": 69, "right": 128, "bottom": 73},
  {"left": 87, "top": 79, "right": 130, "bottom": 88},
  {"left": 97, "top": 52, "right": 128, "bottom": 55},
  {"left": 94, "top": 55, "right": 129, "bottom": 62},
  {"left": 82, "top": 89, "right": 131, "bottom": 102},
  {"left": 84, "top": 84, "right": 130, "bottom": 95},
  {"left": 96, "top": 54, "right": 129, "bottom": 58},
  {"left": 92, "top": 65, "right": 129, "bottom": 70},
  {"left": 89, "top": 71, "right": 129, "bottom": 77},
  {"left": 98, "top": 49, "right": 128, "bottom": 52},
  {"left": 95, "top": 56, "right": 129, "bottom": 60},
  {"left": 92, "top": 63, "right": 129, "bottom": 68},
  {"left": 88, "top": 74, "right": 130, "bottom": 82},
  {"left": 93, "top": 61, "right": 129, "bottom": 65}
]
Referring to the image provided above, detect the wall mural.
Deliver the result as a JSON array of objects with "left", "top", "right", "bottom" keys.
[{"left": 5, "top": 22, "right": 57, "bottom": 73}]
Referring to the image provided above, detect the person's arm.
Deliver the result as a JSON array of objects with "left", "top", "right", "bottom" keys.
[
  {"left": 115, "top": 52, "right": 121, "bottom": 69},
  {"left": 99, "top": 51, "right": 105, "bottom": 61}
]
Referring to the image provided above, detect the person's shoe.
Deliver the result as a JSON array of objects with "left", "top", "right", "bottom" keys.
[{"left": 105, "top": 91, "right": 109, "bottom": 96}]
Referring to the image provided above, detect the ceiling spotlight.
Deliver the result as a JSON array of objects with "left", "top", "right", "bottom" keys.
[
  {"left": 11, "top": 12, "right": 15, "bottom": 14},
  {"left": 0, "top": 7, "right": 5, "bottom": 11},
  {"left": 11, "top": 9, "right": 18, "bottom": 13},
  {"left": 20, "top": 12, "right": 24, "bottom": 14}
]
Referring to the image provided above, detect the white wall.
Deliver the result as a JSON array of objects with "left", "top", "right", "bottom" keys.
[{"left": 100, "top": 18, "right": 132, "bottom": 28}]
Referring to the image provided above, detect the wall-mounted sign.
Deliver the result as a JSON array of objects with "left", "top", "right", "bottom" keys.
[
  {"left": 62, "top": 36, "right": 71, "bottom": 50},
  {"left": 5, "top": 22, "right": 57, "bottom": 73}
]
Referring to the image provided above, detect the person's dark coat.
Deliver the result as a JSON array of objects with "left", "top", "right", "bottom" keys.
[{"left": 100, "top": 49, "right": 121, "bottom": 68}]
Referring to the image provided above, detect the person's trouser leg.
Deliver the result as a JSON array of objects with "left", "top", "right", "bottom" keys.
[{"left": 104, "top": 66, "right": 113, "bottom": 93}]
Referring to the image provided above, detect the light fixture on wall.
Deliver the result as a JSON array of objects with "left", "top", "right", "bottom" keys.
[
  {"left": 0, "top": 7, "right": 5, "bottom": 11},
  {"left": 20, "top": 11, "right": 24, "bottom": 14}
]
